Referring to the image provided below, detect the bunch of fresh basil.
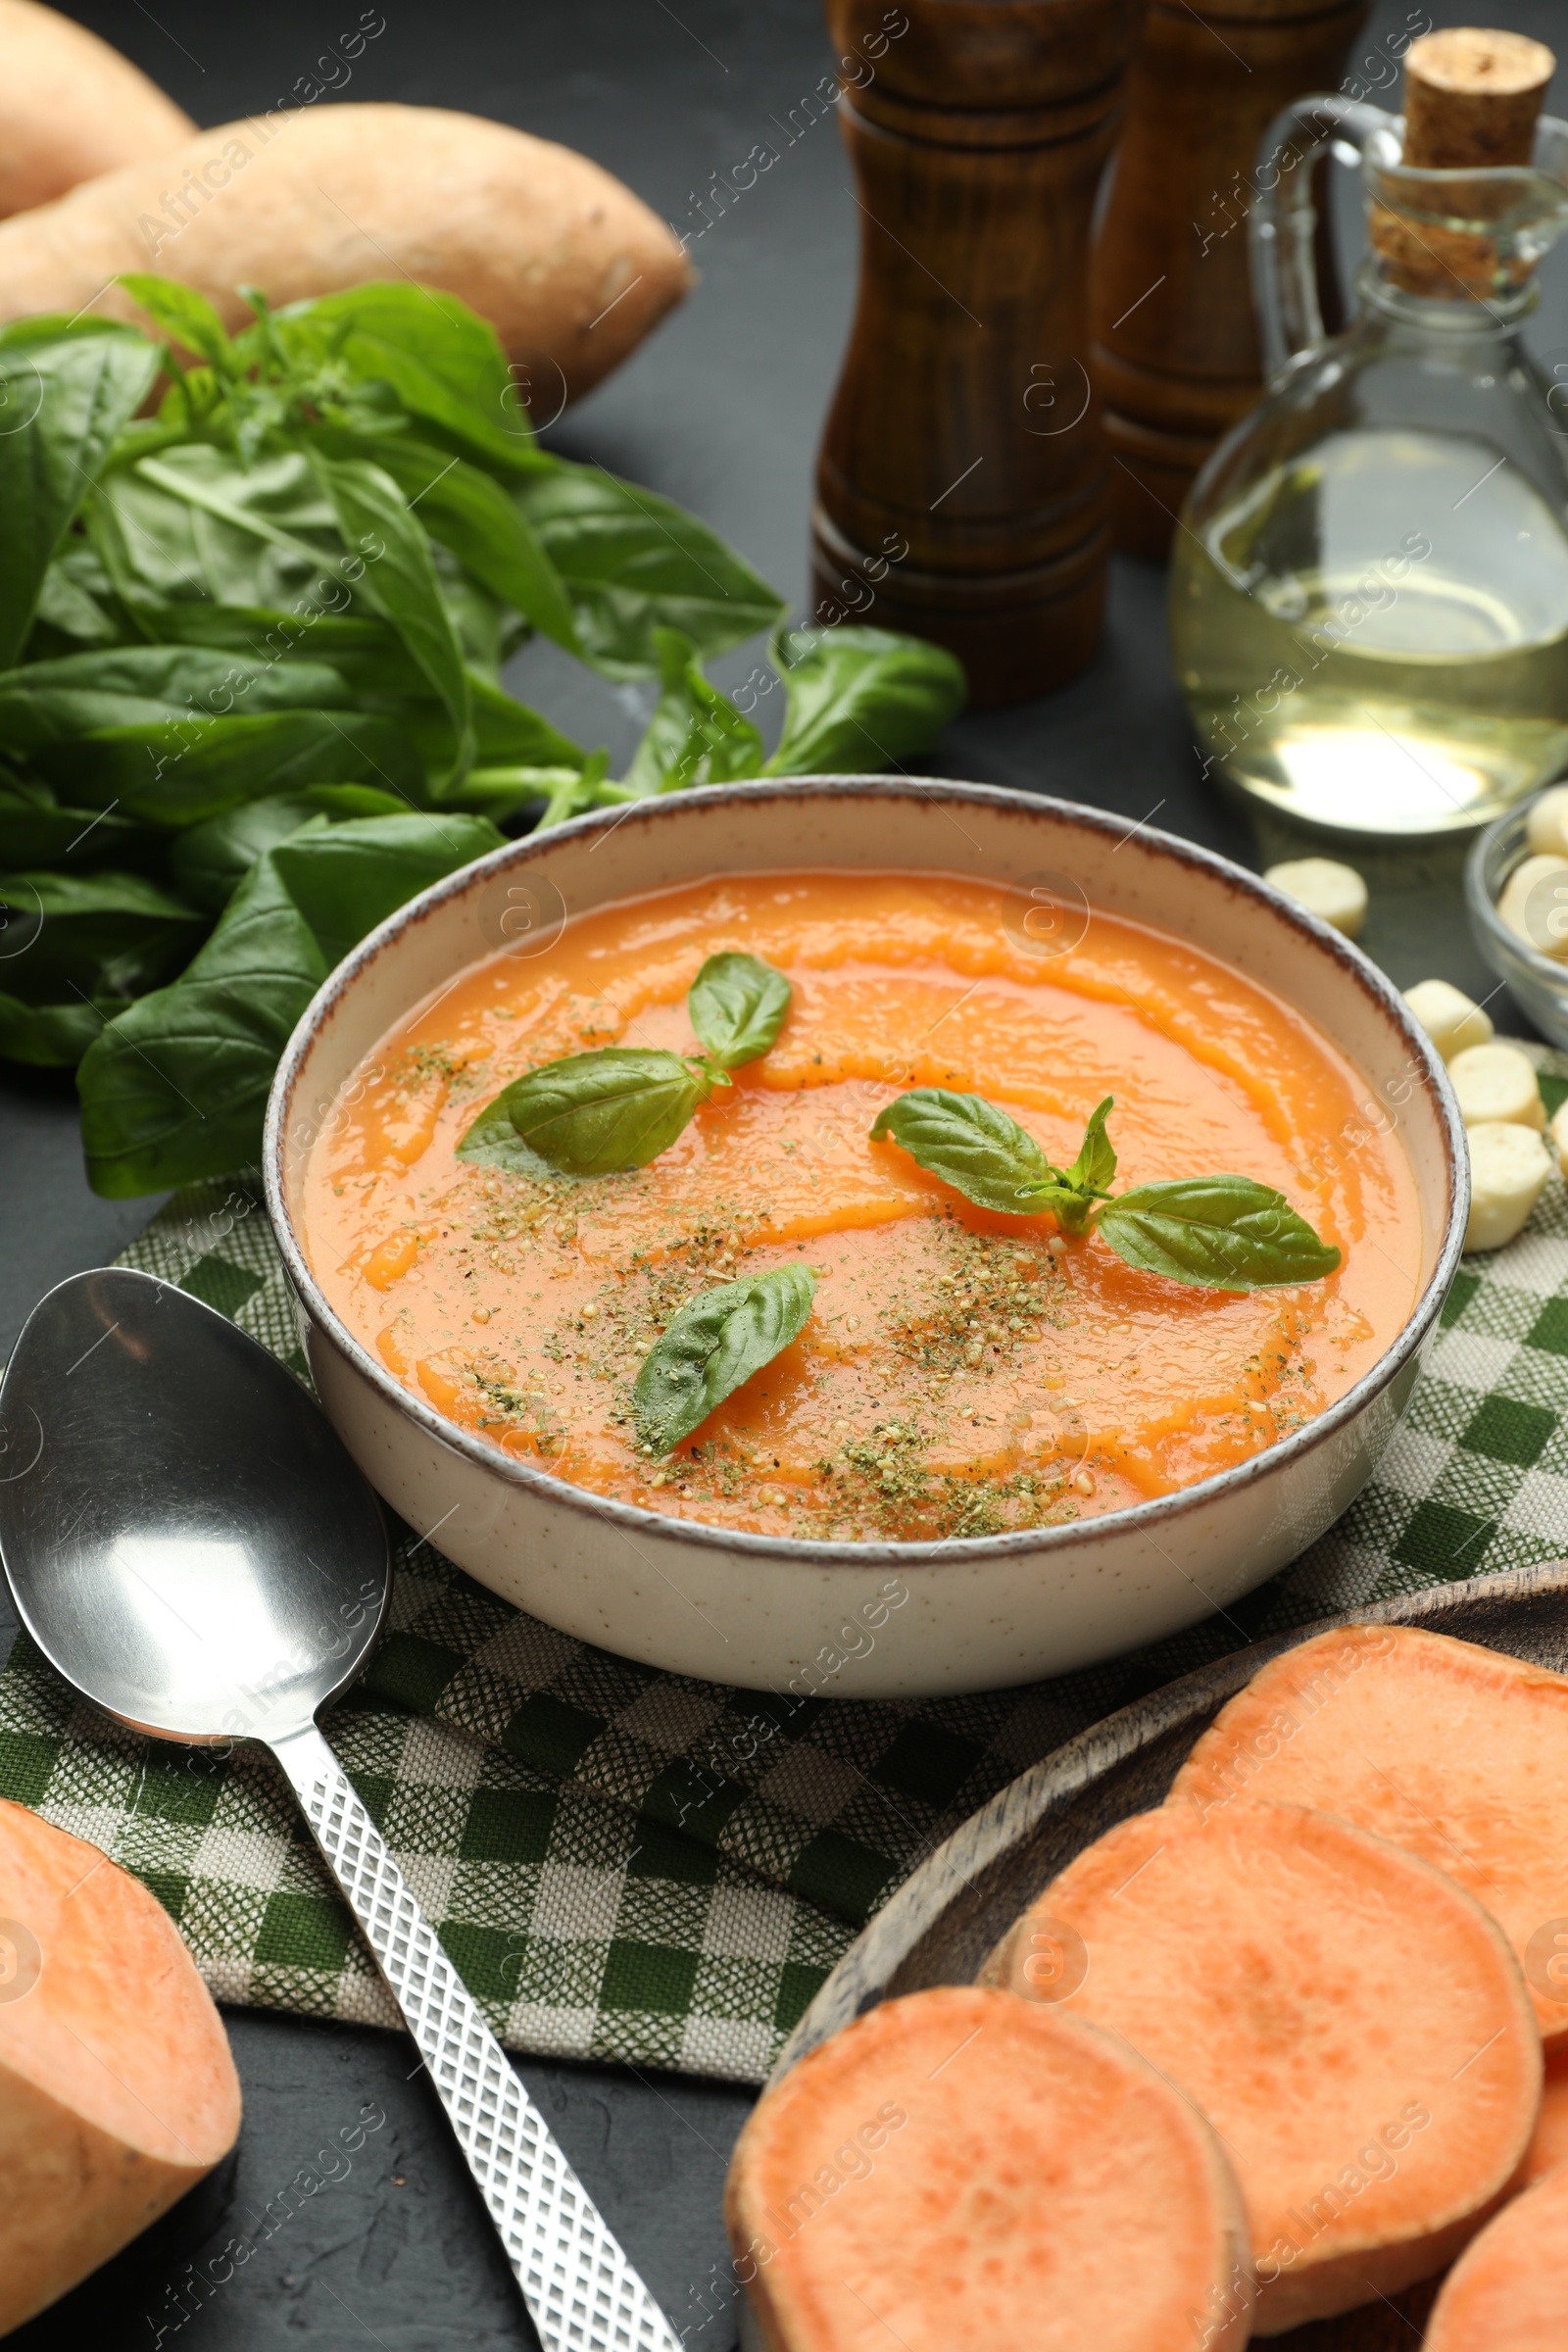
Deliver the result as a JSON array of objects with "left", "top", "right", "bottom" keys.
[{"left": 0, "top": 275, "right": 965, "bottom": 1197}]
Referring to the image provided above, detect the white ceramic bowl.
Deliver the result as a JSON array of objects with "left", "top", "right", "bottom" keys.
[{"left": 264, "top": 779, "right": 1466, "bottom": 1697}]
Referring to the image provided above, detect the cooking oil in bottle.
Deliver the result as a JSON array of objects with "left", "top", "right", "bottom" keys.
[
  {"left": 1175, "top": 425, "right": 1568, "bottom": 833},
  {"left": 1173, "top": 82, "right": 1568, "bottom": 836}
]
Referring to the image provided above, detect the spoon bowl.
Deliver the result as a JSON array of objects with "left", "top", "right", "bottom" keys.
[{"left": 0, "top": 1267, "right": 387, "bottom": 1745}]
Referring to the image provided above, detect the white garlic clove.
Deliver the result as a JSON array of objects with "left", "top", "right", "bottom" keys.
[
  {"left": 1550, "top": 1098, "right": 1568, "bottom": 1179},
  {"left": 1263, "top": 857, "right": 1368, "bottom": 938},
  {"left": 1526, "top": 784, "right": 1568, "bottom": 858},
  {"left": 1402, "top": 978, "right": 1494, "bottom": 1063},
  {"left": 1495, "top": 854, "right": 1568, "bottom": 961},
  {"left": 1464, "top": 1121, "right": 1551, "bottom": 1253},
  {"left": 1447, "top": 1041, "right": 1546, "bottom": 1131}
]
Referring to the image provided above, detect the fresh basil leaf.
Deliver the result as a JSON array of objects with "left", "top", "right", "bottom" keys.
[
  {"left": 513, "top": 461, "right": 786, "bottom": 678},
  {"left": 431, "top": 550, "right": 507, "bottom": 678},
  {"left": 42, "top": 709, "right": 423, "bottom": 826},
  {"left": 1097, "top": 1178, "right": 1343, "bottom": 1291},
  {"left": 449, "top": 1090, "right": 561, "bottom": 1180},
  {"left": 130, "top": 606, "right": 583, "bottom": 773},
  {"left": 0, "top": 317, "right": 150, "bottom": 355},
  {"left": 371, "top": 694, "right": 573, "bottom": 799},
  {"left": 310, "top": 454, "right": 474, "bottom": 790},
  {"left": 85, "top": 478, "right": 277, "bottom": 615},
  {"left": 0, "top": 991, "right": 115, "bottom": 1067},
  {"left": 460, "top": 1049, "right": 708, "bottom": 1177},
  {"left": 0, "top": 780, "right": 156, "bottom": 870},
  {"left": 118, "top": 275, "right": 237, "bottom": 376},
  {"left": 441, "top": 671, "right": 585, "bottom": 771},
  {"left": 265, "top": 812, "right": 488, "bottom": 970},
  {"left": 127, "top": 444, "right": 340, "bottom": 554},
  {"left": 1062, "top": 1095, "right": 1117, "bottom": 1200},
  {"left": 0, "top": 329, "right": 161, "bottom": 667},
  {"left": 688, "top": 952, "right": 790, "bottom": 1069},
  {"left": 169, "top": 785, "right": 407, "bottom": 912},
  {"left": 632, "top": 1263, "right": 816, "bottom": 1455},
  {"left": 621, "top": 627, "right": 764, "bottom": 795},
  {"left": 78, "top": 811, "right": 502, "bottom": 1195},
  {"left": 32, "top": 542, "right": 123, "bottom": 650},
  {"left": 349, "top": 436, "right": 578, "bottom": 654},
  {"left": 869, "top": 1088, "right": 1060, "bottom": 1214},
  {"left": 270, "top": 285, "right": 543, "bottom": 476},
  {"left": 0, "top": 865, "right": 203, "bottom": 1012},
  {"left": 134, "top": 602, "right": 395, "bottom": 663},
  {"left": 0, "top": 646, "right": 355, "bottom": 750},
  {"left": 765, "top": 625, "right": 966, "bottom": 774},
  {"left": 92, "top": 448, "right": 346, "bottom": 614}
]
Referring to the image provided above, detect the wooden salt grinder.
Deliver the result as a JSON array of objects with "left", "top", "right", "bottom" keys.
[
  {"left": 812, "top": 0, "right": 1146, "bottom": 710},
  {"left": 1092, "top": 0, "right": 1370, "bottom": 561}
]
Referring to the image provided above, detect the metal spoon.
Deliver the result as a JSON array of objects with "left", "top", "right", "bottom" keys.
[{"left": 0, "top": 1267, "right": 680, "bottom": 2352}]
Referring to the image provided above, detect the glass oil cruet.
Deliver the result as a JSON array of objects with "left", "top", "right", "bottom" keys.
[{"left": 1170, "top": 28, "right": 1568, "bottom": 836}]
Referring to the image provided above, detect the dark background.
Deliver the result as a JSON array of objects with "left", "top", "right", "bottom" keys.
[{"left": 2, "top": 2, "right": 1565, "bottom": 2342}]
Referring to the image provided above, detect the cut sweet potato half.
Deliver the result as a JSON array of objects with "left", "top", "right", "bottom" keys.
[
  {"left": 725, "top": 1984, "right": 1250, "bottom": 2352},
  {"left": 1425, "top": 2158, "right": 1568, "bottom": 2349},
  {"left": 1527, "top": 2044, "right": 1568, "bottom": 2184},
  {"left": 0, "top": 1798, "right": 241, "bottom": 2333},
  {"left": 994, "top": 1799, "right": 1540, "bottom": 2332},
  {"left": 1169, "top": 1623, "right": 1568, "bottom": 2041}
]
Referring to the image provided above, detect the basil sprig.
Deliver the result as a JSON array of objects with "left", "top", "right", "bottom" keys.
[
  {"left": 870, "top": 1090, "right": 1340, "bottom": 1291},
  {"left": 459, "top": 950, "right": 790, "bottom": 1176},
  {"left": 867, "top": 1088, "right": 1114, "bottom": 1233},
  {"left": 634, "top": 1263, "right": 816, "bottom": 1455}
]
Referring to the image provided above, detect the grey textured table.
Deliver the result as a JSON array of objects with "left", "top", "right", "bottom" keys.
[{"left": 2, "top": 3, "right": 1565, "bottom": 2344}]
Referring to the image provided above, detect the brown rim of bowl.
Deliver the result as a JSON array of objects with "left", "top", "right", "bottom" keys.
[{"left": 262, "top": 775, "right": 1469, "bottom": 1572}]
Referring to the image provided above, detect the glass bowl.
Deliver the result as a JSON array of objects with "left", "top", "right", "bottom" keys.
[{"left": 1467, "top": 798, "right": 1568, "bottom": 1051}]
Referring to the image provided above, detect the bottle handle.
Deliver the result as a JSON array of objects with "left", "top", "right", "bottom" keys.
[{"left": 1249, "top": 94, "right": 1393, "bottom": 376}]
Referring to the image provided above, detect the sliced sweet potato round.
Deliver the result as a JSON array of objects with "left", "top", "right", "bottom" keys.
[
  {"left": 1425, "top": 2159, "right": 1568, "bottom": 2350},
  {"left": 1169, "top": 1623, "right": 1568, "bottom": 2041},
  {"left": 995, "top": 1799, "right": 1540, "bottom": 2333},
  {"left": 725, "top": 1984, "right": 1250, "bottom": 2352},
  {"left": 0, "top": 1797, "right": 241, "bottom": 2333},
  {"left": 1527, "top": 2044, "right": 1568, "bottom": 2184}
]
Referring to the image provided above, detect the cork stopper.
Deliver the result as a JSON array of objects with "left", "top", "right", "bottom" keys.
[
  {"left": 1370, "top": 27, "right": 1557, "bottom": 297},
  {"left": 1402, "top": 28, "right": 1555, "bottom": 169}
]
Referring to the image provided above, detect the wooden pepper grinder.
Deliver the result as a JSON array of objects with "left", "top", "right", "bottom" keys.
[
  {"left": 812, "top": 0, "right": 1146, "bottom": 709},
  {"left": 1092, "top": 0, "right": 1370, "bottom": 559}
]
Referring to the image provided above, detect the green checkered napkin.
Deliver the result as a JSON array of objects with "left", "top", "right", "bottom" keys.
[{"left": 4, "top": 1047, "right": 1568, "bottom": 2084}]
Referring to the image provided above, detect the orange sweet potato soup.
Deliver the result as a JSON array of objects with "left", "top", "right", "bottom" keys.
[{"left": 303, "top": 871, "right": 1421, "bottom": 1542}]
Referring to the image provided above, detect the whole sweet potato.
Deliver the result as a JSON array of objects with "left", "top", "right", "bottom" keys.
[
  {"left": 0, "top": 102, "right": 692, "bottom": 402},
  {"left": 0, "top": 0, "right": 194, "bottom": 217}
]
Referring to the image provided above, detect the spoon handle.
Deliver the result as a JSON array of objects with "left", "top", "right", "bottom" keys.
[{"left": 272, "top": 1722, "right": 682, "bottom": 2352}]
